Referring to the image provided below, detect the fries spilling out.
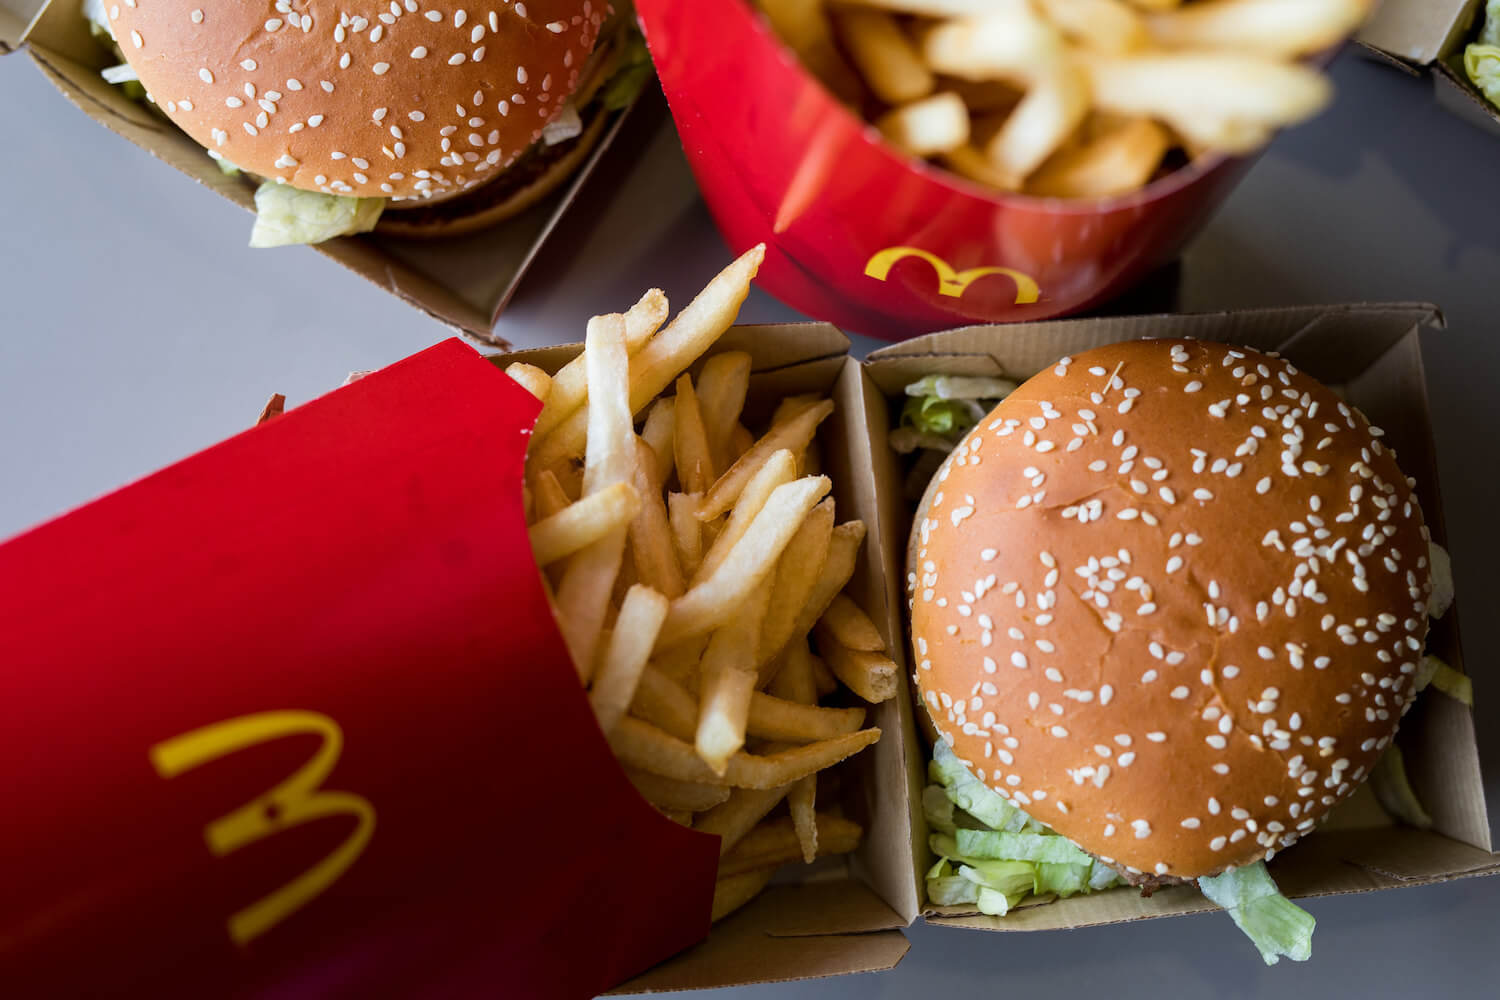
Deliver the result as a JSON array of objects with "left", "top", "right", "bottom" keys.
[
  {"left": 758, "top": 0, "right": 1373, "bottom": 198},
  {"left": 517, "top": 246, "right": 899, "bottom": 923}
]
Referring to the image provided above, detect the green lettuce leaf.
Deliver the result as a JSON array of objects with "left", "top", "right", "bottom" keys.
[
  {"left": 1370, "top": 743, "right": 1435, "bottom": 830},
  {"left": 903, "top": 374, "right": 1020, "bottom": 401},
  {"left": 601, "top": 27, "right": 652, "bottom": 111},
  {"left": 930, "top": 740, "right": 1034, "bottom": 832},
  {"left": 1482, "top": 0, "right": 1500, "bottom": 47},
  {"left": 1427, "top": 542, "right": 1454, "bottom": 619},
  {"left": 248, "top": 182, "right": 384, "bottom": 248},
  {"left": 1466, "top": 43, "right": 1500, "bottom": 110},
  {"left": 955, "top": 829, "right": 1096, "bottom": 866},
  {"left": 1199, "top": 861, "right": 1315, "bottom": 965},
  {"left": 1413, "top": 654, "right": 1474, "bottom": 706}
]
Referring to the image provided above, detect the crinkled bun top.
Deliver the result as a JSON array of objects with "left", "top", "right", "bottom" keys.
[
  {"left": 909, "top": 339, "right": 1432, "bottom": 880},
  {"left": 109, "top": 0, "right": 601, "bottom": 203}
]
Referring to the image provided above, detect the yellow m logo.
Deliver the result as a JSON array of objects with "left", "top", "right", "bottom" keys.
[
  {"left": 150, "top": 711, "right": 376, "bottom": 947},
  {"left": 864, "top": 246, "right": 1040, "bottom": 304}
]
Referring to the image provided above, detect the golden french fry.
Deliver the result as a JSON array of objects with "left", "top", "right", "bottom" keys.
[
  {"left": 654, "top": 634, "right": 711, "bottom": 690},
  {"left": 505, "top": 362, "right": 553, "bottom": 403},
  {"left": 1170, "top": 114, "right": 1274, "bottom": 157},
  {"left": 920, "top": 9, "right": 1066, "bottom": 84},
  {"left": 940, "top": 76, "right": 1025, "bottom": 114},
  {"left": 673, "top": 374, "right": 717, "bottom": 495},
  {"left": 609, "top": 718, "right": 880, "bottom": 790},
  {"left": 632, "top": 663, "right": 700, "bottom": 743},
  {"left": 815, "top": 626, "right": 899, "bottom": 703},
  {"left": 834, "top": 7, "right": 935, "bottom": 104},
  {"left": 768, "top": 638, "right": 819, "bottom": 704},
  {"left": 809, "top": 653, "right": 839, "bottom": 698},
  {"left": 589, "top": 584, "right": 670, "bottom": 737},
  {"left": 758, "top": 498, "right": 835, "bottom": 666},
  {"left": 656, "top": 807, "right": 693, "bottom": 827},
  {"left": 758, "top": 0, "right": 867, "bottom": 105},
  {"left": 696, "top": 582, "right": 773, "bottom": 773},
  {"left": 747, "top": 692, "right": 867, "bottom": 743},
  {"left": 1035, "top": 0, "right": 1145, "bottom": 53},
  {"left": 554, "top": 314, "right": 636, "bottom": 679},
  {"left": 625, "top": 766, "right": 732, "bottom": 813},
  {"left": 660, "top": 476, "right": 833, "bottom": 646},
  {"left": 531, "top": 469, "right": 573, "bottom": 522},
  {"left": 255, "top": 393, "right": 285, "bottom": 426},
  {"left": 668, "top": 491, "right": 705, "bottom": 579},
  {"left": 699, "top": 401, "right": 834, "bottom": 520},
  {"left": 731, "top": 424, "right": 755, "bottom": 461},
  {"left": 610, "top": 717, "right": 728, "bottom": 786},
  {"left": 818, "top": 593, "right": 887, "bottom": 652},
  {"left": 696, "top": 351, "right": 752, "bottom": 472},
  {"left": 695, "top": 786, "right": 793, "bottom": 856},
  {"left": 1144, "top": 0, "right": 1371, "bottom": 59},
  {"left": 770, "top": 394, "right": 823, "bottom": 426},
  {"left": 840, "top": 0, "right": 1019, "bottom": 15},
  {"left": 696, "top": 449, "right": 798, "bottom": 585},
  {"left": 640, "top": 396, "right": 677, "bottom": 485},
  {"left": 712, "top": 869, "right": 775, "bottom": 923},
  {"left": 531, "top": 288, "right": 667, "bottom": 442},
  {"left": 770, "top": 642, "right": 823, "bottom": 862},
  {"left": 789, "top": 776, "right": 818, "bottom": 863},
  {"left": 760, "top": 518, "right": 866, "bottom": 684},
  {"left": 1026, "top": 116, "right": 1170, "bottom": 197},
  {"left": 545, "top": 458, "right": 583, "bottom": 503},
  {"left": 531, "top": 247, "right": 764, "bottom": 472},
  {"left": 984, "top": 64, "right": 1090, "bottom": 178},
  {"left": 940, "top": 145, "right": 1024, "bottom": 191},
  {"left": 528, "top": 481, "right": 641, "bottom": 567},
  {"left": 718, "top": 814, "right": 864, "bottom": 878},
  {"left": 876, "top": 92, "right": 971, "bottom": 157},
  {"left": 628, "top": 439, "right": 686, "bottom": 599}
]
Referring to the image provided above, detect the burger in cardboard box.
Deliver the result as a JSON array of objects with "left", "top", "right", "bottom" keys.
[{"left": 1358, "top": 0, "right": 1500, "bottom": 137}]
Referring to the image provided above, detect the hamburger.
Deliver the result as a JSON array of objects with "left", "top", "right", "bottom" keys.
[
  {"left": 83, "top": 0, "right": 647, "bottom": 245},
  {"left": 907, "top": 339, "right": 1452, "bottom": 961}
]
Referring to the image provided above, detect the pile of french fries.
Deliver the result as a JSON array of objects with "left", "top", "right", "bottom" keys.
[
  {"left": 759, "top": 0, "right": 1372, "bottom": 198},
  {"left": 512, "top": 246, "right": 899, "bottom": 923}
]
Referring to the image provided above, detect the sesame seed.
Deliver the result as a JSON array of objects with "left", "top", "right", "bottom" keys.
[
  {"left": 411, "top": 46, "right": 428, "bottom": 58},
  {"left": 449, "top": 53, "right": 467, "bottom": 65},
  {"left": 373, "top": 62, "right": 391, "bottom": 74},
  {"left": 198, "top": 68, "right": 214, "bottom": 84}
]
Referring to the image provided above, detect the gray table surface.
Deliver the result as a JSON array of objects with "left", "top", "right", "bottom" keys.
[{"left": 4, "top": 45, "right": 1499, "bottom": 998}]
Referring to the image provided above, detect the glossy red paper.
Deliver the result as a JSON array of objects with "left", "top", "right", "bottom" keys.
[
  {"left": 0, "top": 339, "right": 717, "bottom": 999},
  {"left": 635, "top": 0, "right": 1254, "bottom": 339}
]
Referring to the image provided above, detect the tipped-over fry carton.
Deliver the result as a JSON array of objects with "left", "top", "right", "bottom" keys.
[
  {"left": 862, "top": 304, "right": 1498, "bottom": 940},
  {"left": 633, "top": 0, "right": 1264, "bottom": 340},
  {"left": 1358, "top": 0, "right": 1500, "bottom": 138},
  {"left": 0, "top": 329, "right": 924, "bottom": 998},
  {"left": 0, "top": 0, "right": 633, "bottom": 343}
]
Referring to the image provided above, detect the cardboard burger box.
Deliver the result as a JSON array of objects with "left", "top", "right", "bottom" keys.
[
  {"left": 0, "top": 305, "right": 1493, "bottom": 996},
  {"left": 0, "top": 0, "right": 635, "bottom": 342},
  {"left": 862, "top": 304, "right": 1499, "bottom": 938},
  {"left": 1358, "top": 0, "right": 1500, "bottom": 139}
]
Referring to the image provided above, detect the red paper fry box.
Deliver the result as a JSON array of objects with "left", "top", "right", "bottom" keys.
[
  {"left": 634, "top": 0, "right": 1258, "bottom": 340},
  {"left": 0, "top": 339, "right": 718, "bottom": 1000}
]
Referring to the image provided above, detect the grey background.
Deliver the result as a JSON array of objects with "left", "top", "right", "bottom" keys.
[{"left": 3, "top": 44, "right": 1499, "bottom": 998}]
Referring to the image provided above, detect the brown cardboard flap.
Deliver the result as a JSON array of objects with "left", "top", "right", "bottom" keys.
[
  {"left": 0, "top": 0, "right": 36, "bottom": 54},
  {"left": 742, "top": 880, "right": 906, "bottom": 938},
  {"left": 1357, "top": 0, "right": 1479, "bottom": 65},
  {"left": 1434, "top": 61, "right": 1500, "bottom": 138}
]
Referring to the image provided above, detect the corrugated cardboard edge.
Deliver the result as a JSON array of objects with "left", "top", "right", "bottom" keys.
[
  {"left": 493, "top": 321, "right": 925, "bottom": 994},
  {"left": 1356, "top": 0, "right": 1478, "bottom": 66},
  {"left": 1433, "top": 60, "right": 1500, "bottom": 138},
  {"left": 867, "top": 303, "right": 1499, "bottom": 935}
]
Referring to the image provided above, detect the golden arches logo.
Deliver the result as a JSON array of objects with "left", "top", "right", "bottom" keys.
[
  {"left": 864, "top": 246, "right": 1040, "bottom": 304},
  {"left": 150, "top": 711, "right": 376, "bottom": 947}
]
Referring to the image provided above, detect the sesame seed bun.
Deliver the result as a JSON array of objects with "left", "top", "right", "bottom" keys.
[
  {"left": 908, "top": 340, "right": 1433, "bottom": 881},
  {"left": 107, "top": 0, "right": 603, "bottom": 204}
]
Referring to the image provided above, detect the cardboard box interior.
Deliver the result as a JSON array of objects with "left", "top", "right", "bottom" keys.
[
  {"left": 863, "top": 304, "right": 1500, "bottom": 933},
  {"left": 3, "top": 0, "right": 631, "bottom": 342},
  {"left": 490, "top": 323, "right": 926, "bottom": 992},
  {"left": 1357, "top": 0, "right": 1500, "bottom": 138}
]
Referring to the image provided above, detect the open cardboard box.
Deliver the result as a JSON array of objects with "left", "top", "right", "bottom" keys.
[
  {"left": 0, "top": 0, "right": 634, "bottom": 343},
  {"left": 862, "top": 304, "right": 1500, "bottom": 937},
  {"left": 1357, "top": 0, "right": 1500, "bottom": 138}
]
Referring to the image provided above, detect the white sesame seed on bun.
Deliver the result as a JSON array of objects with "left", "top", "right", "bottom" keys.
[
  {"left": 908, "top": 340, "right": 1433, "bottom": 881},
  {"left": 107, "top": 0, "right": 603, "bottom": 205}
]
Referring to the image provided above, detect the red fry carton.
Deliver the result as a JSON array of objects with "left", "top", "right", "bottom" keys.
[
  {"left": 0, "top": 340, "right": 718, "bottom": 999},
  {"left": 633, "top": 0, "right": 1257, "bottom": 340}
]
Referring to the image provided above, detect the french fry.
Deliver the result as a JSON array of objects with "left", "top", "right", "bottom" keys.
[
  {"left": 610, "top": 716, "right": 727, "bottom": 786},
  {"left": 814, "top": 625, "right": 900, "bottom": 703},
  {"left": 505, "top": 362, "right": 553, "bottom": 403},
  {"left": 699, "top": 401, "right": 834, "bottom": 520},
  {"left": 530, "top": 288, "right": 667, "bottom": 442},
  {"left": 631, "top": 663, "right": 700, "bottom": 743},
  {"left": 696, "top": 582, "right": 773, "bottom": 773},
  {"left": 712, "top": 869, "right": 775, "bottom": 923},
  {"left": 760, "top": 518, "right": 866, "bottom": 684},
  {"left": 531, "top": 469, "right": 573, "bottom": 522},
  {"left": 609, "top": 718, "right": 880, "bottom": 790},
  {"left": 640, "top": 396, "right": 677, "bottom": 484},
  {"left": 696, "top": 351, "right": 752, "bottom": 472},
  {"left": 758, "top": 0, "right": 867, "bottom": 106},
  {"left": 768, "top": 638, "right": 819, "bottom": 704},
  {"left": 1026, "top": 115, "right": 1170, "bottom": 198},
  {"left": 673, "top": 374, "right": 717, "bottom": 495},
  {"left": 747, "top": 692, "right": 867, "bottom": 743},
  {"left": 1034, "top": 0, "right": 1145, "bottom": 53},
  {"left": 769, "top": 642, "right": 823, "bottom": 862},
  {"left": 718, "top": 815, "right": 864, "bottom": 878},
  {"left": 668, "top": 491, "right": 705, "bottom": 579},
  {"left": 817, "top": 593, "right": 887, "bottom": 652},
  {"left": 654, "top": 634, "right": 711, "bottom": 690},
  {"left": 731, "top": 424, "right": 755, "bottom": 462},
  {"left": 920, "top": 9, "right": 1066, "bottom": 84},
  {"left": 530, "top": 246, "right": 764, "bottom": 472},
  {"left": 255, "top": 393, "right": 285, "bottom": 425},
  {"left": 758, "top": 498, "right": 835, "bottom": 666},
  {"left": 656, "top": 807, "right": 693, "bottom": 827},
  {"left": 809, "top": 653, "right": 840, "bottom": 698},
  {"left": 984, "top": 64, "right": 1090, "bottom": 178},
  {"left": 695, "top": 785, "right": 793, "bottom": 856},
  {"left": 554, "top": 314, "right": 636, "bottom": 679},
  {"left": 941, "top": 145, "right": 1024, "bottom": 191},
  {"left": 660, "top": 476, "right": 833, "bottom": 646},
  {"left": 770, "top": 394, "right": 823, "bottom": 426},
  {"left": 696, "top": 449, "right": 798, "bottom": 585},
  {"left": 628, "top": 439, "right": 686, "bottom": 599},
  {"left": 528, "top": 481, "right": 641, "bottom": 567},
  {"left": 834, "top": 7, "right": 935, "bottom": 104},
  {"left": 876, "top": 92, "right": 971, "bottom": 157},
  {"left": 589, "top": 584, "right": 670, "bottom": 736},
  {"left": 625, "top": 766, "right": 731, "bottom": 814},
  {"left": 841, "top": 0, "right": 1018, "bottom": 14},
  {"left": 1144, "top": 0, "right": 1372, "bottom": 59}
]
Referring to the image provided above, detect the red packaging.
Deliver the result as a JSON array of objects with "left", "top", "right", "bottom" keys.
[
  {"left": 634, "top": 0, "right": 1255, "bottom": 339},
  {"left": 0, "top": 340, "right": 717, "bottom": 999}
]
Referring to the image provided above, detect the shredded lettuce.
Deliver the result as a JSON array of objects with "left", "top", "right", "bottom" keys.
[
  {"left": 248, "top": 182, "right": 384, "bottom": 248},
  {"left": 1371, "top": 743, "right": 1435, "bottom": 830},
  {"left": 954, "top": 829, "right": 1095, "bottom": 866},
  {"left": 930, "top": 739, "right": 1037, "bottom": 832},
  {"left": 1467, "top": 0, "right": 1500, "bottom": 112},
  {"left": 542, "top": 102, "right": 584, "bottom": 146},
  {"left": 1427, "top": 542, "right": 1455, "bottom": 619},
  {"left": 904, "top": 374, "right": 1021, "bottom": 401},
  {"left": 1199, "top": 862, "right": 1315, "bottom": 965},
  {"left": 1482, "top": 0, "right": 1500, "bottom": 47},
  {"left": 1413, "top": 654, "right": 1474, "bottom": 706},
  {"left": 601, "top": 28, "right": 653, "bottom": 111},
  {"left": 893, "top": 374, "right": 1018, "bottom": 454}
]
